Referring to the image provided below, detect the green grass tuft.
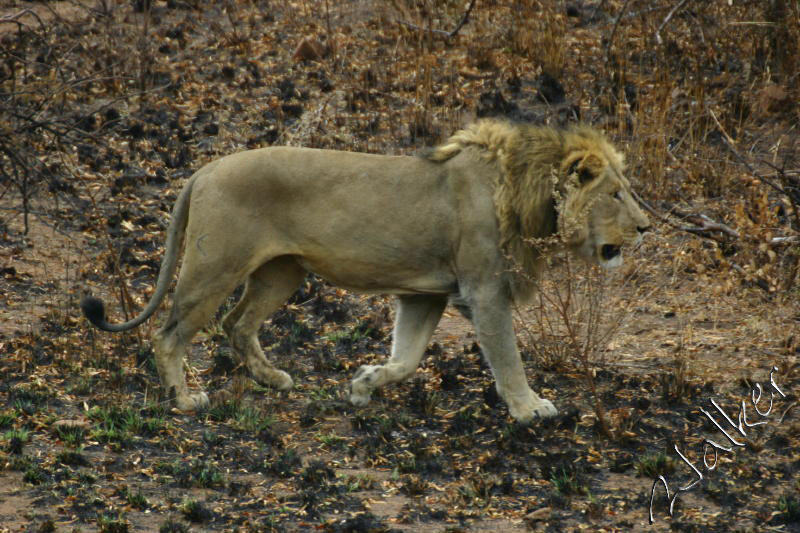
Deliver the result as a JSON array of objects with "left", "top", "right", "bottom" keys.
[{"left": 635, "top": 453, "right": 677, "bottom": 479}]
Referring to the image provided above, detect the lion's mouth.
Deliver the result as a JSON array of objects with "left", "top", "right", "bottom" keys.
[{"left": 600, "top": 244, "right": 621, "bottom": 261}]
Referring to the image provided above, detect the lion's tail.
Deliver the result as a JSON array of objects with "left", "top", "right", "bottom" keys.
[{"left": 81, "top": 176, "right": 196, "bottom": 332}]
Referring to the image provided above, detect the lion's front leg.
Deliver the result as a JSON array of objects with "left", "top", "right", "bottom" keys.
[
  {"left": 350, "top": 295, "right": 447, "bottom": 406},
  {"left": 468, "top": 286, "right": 557, "bottom": 424}
]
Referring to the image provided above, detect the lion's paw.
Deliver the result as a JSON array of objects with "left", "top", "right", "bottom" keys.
[
  {"left": 349, "top": 389, "right": 371, "bottom": 407},
  {"left": 175, "top": 391, "right": 209, "bottom": 412},
  {"left": 504, "top": 389, "right": 558, "bottom": 425},
  {"left": 350, "top": 365, "right": 380, "bottom": 407},
  {"left": 249, "top": 361, "right": 294, "bottom": 391},
  {"left": 530, "top": 398, "right": 558, "bottom": 420},
  {"left": 270, "top": 370, "right": 294, "bottom": 391}
]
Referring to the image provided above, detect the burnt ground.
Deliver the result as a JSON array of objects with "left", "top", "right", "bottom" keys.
[{"left": 1, "top": 1, "right": 799, "bottom": 532}]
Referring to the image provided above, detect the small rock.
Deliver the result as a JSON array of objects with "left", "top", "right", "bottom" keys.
[
  {"left": 293, "top": 37, "right": 327, "bottom": 62},
  {"left": 476, "top": 89, "right": 518, "bottom": 117},
  {"left": 525, "top": 506, "right": 552, "bottom": 522},
  {"left": 535, "top": 72, "right": 566, "bottom": 105},
  {"left": 756, "top": 84, "right": 793, "bottom": 114}
]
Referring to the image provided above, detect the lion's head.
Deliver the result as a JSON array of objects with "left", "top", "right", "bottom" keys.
[
  {"left": 426, "top": 119, "right": 650, "bottom": 296},
  {"left": 553, "top": 125, "right": 650, "bottom": 268}
]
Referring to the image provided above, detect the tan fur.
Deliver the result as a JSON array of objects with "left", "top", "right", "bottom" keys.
[{"left": 82, "top": 119, "right": 649, "bottom": 424}]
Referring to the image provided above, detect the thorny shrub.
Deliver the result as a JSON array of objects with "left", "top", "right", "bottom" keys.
[
  {"left": 516, "top": 254, "right": 651, "bottom": 438},
  {"left": 512, "top": 174, "right": 653, "bottom": 437},
  {"left": 0, "top": 1, "right": 180, "bottom": 234}
]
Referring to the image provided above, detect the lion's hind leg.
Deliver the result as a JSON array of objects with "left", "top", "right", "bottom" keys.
[
  {"left": 222, "top": 256, "right": 306, "bottom": 390},
  {"left": 153, "top": 267, "right": 244, "bottom": 411},
  {"left": 350, "top": 294, "right": 446, "bottom": 406}
]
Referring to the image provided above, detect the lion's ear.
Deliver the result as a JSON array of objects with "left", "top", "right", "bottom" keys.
[{"left": 566, "top": 153, "right": 603, "bottom": 185}]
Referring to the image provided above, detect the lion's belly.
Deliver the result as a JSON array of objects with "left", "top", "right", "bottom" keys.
[{"left": 295, "top": 257, "right": 457, "bottom": 296}]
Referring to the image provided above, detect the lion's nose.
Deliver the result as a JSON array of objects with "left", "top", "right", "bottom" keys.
[{"left": 637, "top": 225, "right": 650, "bottom": 234}]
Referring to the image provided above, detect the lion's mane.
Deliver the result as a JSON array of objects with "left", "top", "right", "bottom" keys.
[{"left": 425, "top": 119, "right": 624, "bottom": 300}]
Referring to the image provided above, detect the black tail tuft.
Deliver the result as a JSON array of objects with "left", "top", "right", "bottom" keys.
[{"left": 81, "top": 296, "right": 108, "bottom": 330}]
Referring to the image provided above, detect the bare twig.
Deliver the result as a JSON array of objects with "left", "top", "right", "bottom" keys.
[
  {"left": 448, "top": 0, "right": 477, "bottom": 40},
  {"left": 631, "top": 190, "right": 668, "bottom": 223},
  {"left": 397, "top": 0, "right": 478, "bottom": 42},
  {"left": 324, "top": 0, "right": 336, "bottom": 60},
  {"left": 655, "top": 0, "right": 693, "bottom": 45},
  {"left": 632, "top": 191, "right": 739, "bottom": 241},
  {"left": 771, "top": 236, "right": 800, "bottom": 245},
  {"left": 0, "top": 8, "right": 48, "bottom": 31},
  {"left": 730, "top": 263, "right": 771, "bottom": 292},
  {"left": 778, "top": 401, "right": 797, "bottom": 425},
  {"left": 667, "top": 205, "right": 741, "bottom": 239},
  {"left": 708, "top": 110, "right": 787, "bottom": 196},
  {"left": 396, "top": 20, "right": 451, "bottom": 37},
  {"left": 636, "top": 187, "right": 796, "bottom": 250},
  {"left": 606, "top": 0, "right": 633, "bottom": 65},
  {"left": 709, "top": 109, "right": 800, "bottom": 233},
  {"left": 633, "top": 189, "right": 776, "bottom": 294}
]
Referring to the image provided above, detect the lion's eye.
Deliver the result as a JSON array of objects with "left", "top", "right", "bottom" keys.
[{"left": 612, "top": 190, "right": 622, "bottom": 201}]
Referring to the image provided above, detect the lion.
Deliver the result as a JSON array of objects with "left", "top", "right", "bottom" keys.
[{"left": 81, "top": 119, "right": 650, "bottom": 424}]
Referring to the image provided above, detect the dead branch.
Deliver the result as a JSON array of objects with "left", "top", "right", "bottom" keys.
[
  {"left": 0, "top": 8, "right": 48, "bottom": 31},
  {"left": 709, "top": 109, "right": 800, "bottom": 236},
  {"left": 666, "top": 204, "right": 741, "bottom": 239},
  {"left": 758, "top": 158, "right": 800, "bottom": 231},
  {"left": 448, "top": 0, "right": 477, "bottom": 40},
  {"left": 771, "top": 236, "right": 800, "bottom": 245},
  {"left": 730, "top": 263, "right": 771, "bottom": 292},
  {"left": 709, "top": 109, "right": 792, "bottom": 199},
  {"left": 633, "top": 182, "right": 780, "bottom": 295},
  {"left": 635, "top": 189, "right": 795, "bottom": 248},
  {"left": 632, "top": 191, "right": 737, "bottom": 242},
  {"left": 397, "top": 0, "right": 477, "bottom": 41},
  {"left": 655, "top": 0, "right": 694, "bottom": 45},
  {"left": 396, "top": 20, "right": 451, "bottom": 37},
  {"left": 457, "top": 70, "right": 495, "bottom": 80},
  {"left": 605, "top": 0, "right": 633, "bottom": 65}
]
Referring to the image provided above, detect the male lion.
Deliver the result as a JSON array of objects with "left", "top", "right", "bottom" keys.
[{"left": 82, "top": 119, "right": 649, "bottom": 424}]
